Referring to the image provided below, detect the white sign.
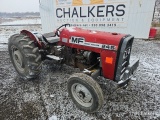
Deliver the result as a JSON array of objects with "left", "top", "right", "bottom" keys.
[
  {"left": 40, "top": 0, "right": 156, "bottom": 38},
  {"left": 55, "top": 0, "right": 129, "bottom": 28}
]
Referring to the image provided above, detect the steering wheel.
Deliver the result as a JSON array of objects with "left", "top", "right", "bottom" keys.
[{"left": 55, "top": 24, "right": 70, "bottom": 37}]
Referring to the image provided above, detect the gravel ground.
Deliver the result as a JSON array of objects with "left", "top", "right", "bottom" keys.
[{"left": 0, "top": 25, "right": 160, "bottom": 120}]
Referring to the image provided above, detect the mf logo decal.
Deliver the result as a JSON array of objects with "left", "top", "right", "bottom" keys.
[
  {"left": 69, "top": 36, "right": 116, "bottom": 51},
  {"left": 71, "top": 36, "right": 85, "bottom": 44}
]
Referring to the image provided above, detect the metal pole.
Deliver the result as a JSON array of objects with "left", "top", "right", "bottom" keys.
[{"left": 152, "top": 0, "right": 157, "bottom": 21}]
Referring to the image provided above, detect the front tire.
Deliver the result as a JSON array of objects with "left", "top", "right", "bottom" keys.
[
  {"left": 67, "top": 73, "right": 104, "bottom": 113},
  {"left": 8, "top": 34, "right": 42, "bottom": 80}
]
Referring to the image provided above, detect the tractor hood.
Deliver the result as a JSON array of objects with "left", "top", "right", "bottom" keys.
[{"left": 60, "top": 27, "right": 128, "bottom": 53}]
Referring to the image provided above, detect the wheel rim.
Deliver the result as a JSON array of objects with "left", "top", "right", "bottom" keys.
[
  {"left": 11, "top": 46, "right": 25, "bottom": 72},
  {"left": 71, "top": 83, "right": 93, "bottom": 107}
]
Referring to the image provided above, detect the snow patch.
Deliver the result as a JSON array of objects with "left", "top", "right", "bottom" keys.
[
  {"left": 49, "top": 115, "right": 57, "bottom": 120},
  {"left": 50, "top": 94, "right": 55, "bottom": 98},
  {"left": 0, "top": 19, "right": 41, "bottom": 25}
]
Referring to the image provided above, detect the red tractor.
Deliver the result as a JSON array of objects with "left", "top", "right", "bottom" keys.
[{"left": 8, "top": 24, "right": 139, "bottom": 113}]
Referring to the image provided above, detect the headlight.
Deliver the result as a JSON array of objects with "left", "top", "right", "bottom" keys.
[
  {"left": 123, "top": 47, "right": 131, "bottom": 59},
  {"left": 127, "top": 48, "right": 131, "bottom": 55}
]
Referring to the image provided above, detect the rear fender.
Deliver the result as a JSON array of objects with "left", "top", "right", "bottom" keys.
[{"left": 21, "top": 30, "right": 43, "bottom": 48}]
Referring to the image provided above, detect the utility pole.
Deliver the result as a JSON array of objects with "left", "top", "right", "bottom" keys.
[{"left": 153, "top": 0, "right": 160, "bottom": 21}]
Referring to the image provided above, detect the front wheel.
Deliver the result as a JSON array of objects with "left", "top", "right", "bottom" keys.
[
  {"left": 67, "top": 73, "right": 104, "bottom": 113},
  {"left": 8, "top": 34, "right": 42, "bottom": 80}
]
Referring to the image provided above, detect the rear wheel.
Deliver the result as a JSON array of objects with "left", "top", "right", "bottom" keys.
[
  {"left": 8, "top": 34, "right": 42, "bottom": 80},
  {"left": 67, "top": 73, "right": 104, "bottom": 113}
]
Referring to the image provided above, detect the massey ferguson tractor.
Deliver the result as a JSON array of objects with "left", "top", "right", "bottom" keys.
[{"left": 8, "top": 24, "right": 139, "bottom": 113}]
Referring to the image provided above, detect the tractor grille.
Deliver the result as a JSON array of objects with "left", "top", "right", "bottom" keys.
[
  {"left": 115, "top": 35, "right": 134, "bottom": 82},
  {"left": 120, "top": 46, "right": 131, "bottom": 79}
]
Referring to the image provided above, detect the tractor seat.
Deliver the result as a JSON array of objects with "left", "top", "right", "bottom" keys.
[
  {"left": 45, "top": 37, "right": 59, "bottom": 43},
  {"left": 43, "top": 32, "right": 59, "bottom": 43}
]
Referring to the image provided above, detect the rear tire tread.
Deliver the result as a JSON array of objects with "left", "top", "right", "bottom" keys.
[
  {"left": 35, "top": 55, "right": 41, "bottom": 62},
  {"left": 8, "top": 33, "right": 42, "bottom": 80},
  {"left": 32, "top": 47, "right": 39, "bottom": 53},
  {"left": 28, "top": 41, "right": 35, "bottom": 45},
  {"left": 22, "top": 45, "right": 33, "bottom": 49}
]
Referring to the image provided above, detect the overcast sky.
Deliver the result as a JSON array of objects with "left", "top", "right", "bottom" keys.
[{"left": 0, "top": 0, "right": 39, "bottom": 12}]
